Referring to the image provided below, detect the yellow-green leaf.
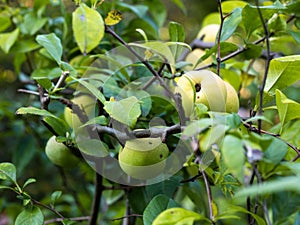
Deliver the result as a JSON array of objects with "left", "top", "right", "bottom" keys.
[
  {"left": 153, "top": 207, "right": 210, "bottom": 225},
  {"left": 0, "top": 28, "right": 19, "bottom": 53},
  {"left": 105, "top": 10, "right": 123, "bottom": 26},
  {"left": 264, "top": 55, "right": 300, "bottom": 95},
  {"left": 276, "top": 89, "right": 300, "bottom": 131},
  {"left": 72, "top": 3, "right": 104, "bottom": 54}
]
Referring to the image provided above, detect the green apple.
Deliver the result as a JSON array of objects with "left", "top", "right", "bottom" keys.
[
  {"left": 64, "top": 94, "right": 95, "bottom": 130},
  {"left": 118, "top": 137, "right": 169, "bottom": 179},
  {"left": 45, "top": 136, "right": 79, "bottom": 168}
]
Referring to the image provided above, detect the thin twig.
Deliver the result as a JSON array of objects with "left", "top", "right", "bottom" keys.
[
  {"left": 255, "top": 0, "right": 271, "bottom": 133},
  {"left": 111, "top": 214, "right": 142, "bottom": 222},
  {"left": 216, "top": 0, "right": 224, "bottom": 76},
  {"left": 31, "top": 199, "right": 65, "bottom": 220},
  {"left": 53, "top": 71, "right": 70, "bottom": 92},
  {"left": 44, "top": 216, "right": 90, "bottom": 225}
]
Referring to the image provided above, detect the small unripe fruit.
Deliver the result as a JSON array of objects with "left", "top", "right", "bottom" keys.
[
  {"left": 118, "top": 137, "right": 169, "bottom": 179},
  {"left": 45, "top": 136, "right": 79, "bottom": 168}
]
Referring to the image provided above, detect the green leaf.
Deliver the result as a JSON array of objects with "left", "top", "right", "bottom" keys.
[
  {"left": 242, "top": 4, "right": 274, "bottom": 38},
  {"left": 77, "top": 139, "right": 109, "bottom": 157},
  {"left": 169, "top": 21, "right": 185, "bottom": 42},
  {"left": 264, "top": 55, "right": 300, "bottom": 94},
  {"left": 221, "top": 135, "right": 244, "bottom": 182},
  {"left": 16, "top": 107, "right": 69, "bottom": 136},
  {"left": 182, "top": 118, "right": 213, "bottom": 137},
  {"left": 81, "top": 116, "right": 108, "bottom": 127},
  {"left": 72, "top": 3, "right": 104, "bottom": 54},
  {"left": 36, "top": 33, "right": 63, "bottom": 65},
  {"left": 288, "top": 29, "right": 300, "bottom": 44},
  {"left": 51, "top": 190, "right": 62, "bottom": 205},
  {"left": 31, "top": 67, "right": 62, "bottom": 80},
  {"left": 263, "top": 136, "right": 288, "bottom": 165},
  {"left": 221, "top": 7, "right": 242, "bottom": 41},
  {"left": 276, "top": 89, "right": 300, "bottom": 129},
  {"left": 71, "top": 76, "right": 106, "bottom": 104},
  {"left": 168, "top": 22, "right": 185, "bottom": 60},
  {"left": 130, "top": 42, "right": 175, "bottom": 70},
  {"left": 104, "top": 96, "right": 141, "bottom": 128},
  {"left": 153, "top": 207, "right": 210, "bottom": 225},
  {"left": 0, "top": 28, "right": 19, "bottom": 54},
  {"left": 22, "top": 178, "right": 36, "bottom": 190},
  {"left": 11, "top": 39, "right": 41, "bottom": 53},
  {"left": 42, "top": 116, "right": 69, "bottom": 137},
  {"left": 118, "top": 2, "right": 148, "bottom": 18},
  {"left": 16, "top": 107, "right": 56, "bottom": 118},
  {"left": 143, "top": 194, "right": 179, "bottom": 225},
  {"left": 15, "top": 206, "right": 44, "bottom": 225},
  {"left": 221, "top": 1, "right": 247, "bottom": 13},
  {"left": 0, "top": 14, "right": 11, "bottom": 32},
  {"left": 217, "top": 205, "right": 266, "bottom": 225},
  {"left": 272, "top": 191, "right": 300, "bottom": 223},
  {"left": 0, "top": 162, "right": 17, "bottom": 183},
  {"left": 235, "top": 176, "right": 300, "bottom": 198},
  {"left": 19, "top": 12, "right": 47, "bottom": 35},
  {"left": 145, "top": 176, "right": 182, "bottom": 199}
]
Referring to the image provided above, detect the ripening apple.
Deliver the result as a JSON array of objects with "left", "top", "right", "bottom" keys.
[
  {"left": 64, "top": 94, "right": 95, "bottom": 130},
  {"left": 45, "top": 136, "right": 79, "bottom": 168},
  {"left": 175, "top": 70, "right": 239, "bottom": 116},
  {"left": 118, "top": 137, "right": 169, "bottom": 179}
]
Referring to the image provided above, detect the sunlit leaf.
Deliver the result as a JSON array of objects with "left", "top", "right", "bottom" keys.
[
  {"left": 104, "top": 96, "right": 141, "bottom": 128},
  {"left": 276, "top": 89, "right": 300, "bottom": 129},
  {"left": 0, "top": 162, "right": 17, "bottom": 183},
  {"left": 72, "top": 3, "right": 104, "bottom": 54},
  {"left": 235, "top": 176, "right": 300, "bottom": 197},
  {"left": 264, "top": 56, "right": 300, "bottom": 95},
  {"left": 36, "top": 33, "right": 63, "bottom": 65},
  {"left": 153, "top": 207, "right": 210, "bottom": 225},
  {"left": 221, "top": 1, "right": 247, "bottom": 13},
  {"left": 0, "top": 28, "right": 19, "bottom": 54},
  {"left": 221, "top": 135, "right": 244, "bottom": 182}
]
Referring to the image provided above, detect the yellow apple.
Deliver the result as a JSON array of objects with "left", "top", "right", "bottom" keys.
[
  {"left": 45, "top": 136, "right": 79, "bottom": 168},
  {"left": 118, "top": 137, "right": 169, "bottom": 179},
  {"left": 196, "top": 24, "right": 220, "bottom": 42},
  {"left": 224, "top": 81, "right": 239, "bottom": 113},
  {"left": 185, "top": 49, "right": 214, "bottom": 70},
  {"left": 175, "top": 70, "right": 227, "bottom": 116}
]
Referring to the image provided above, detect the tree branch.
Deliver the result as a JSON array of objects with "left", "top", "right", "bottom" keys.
[
  {"left": 255, "top": 0, "right": 271, "bottom": 133},
  {"left": 216, "top": 0, "right": 224, "bottom": 76},
  {"left": 89, "top": 163, "right": 103, "bottom": 225},
  {"left": 44, "top": 216, "right": 90, "bottom": 225}
]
